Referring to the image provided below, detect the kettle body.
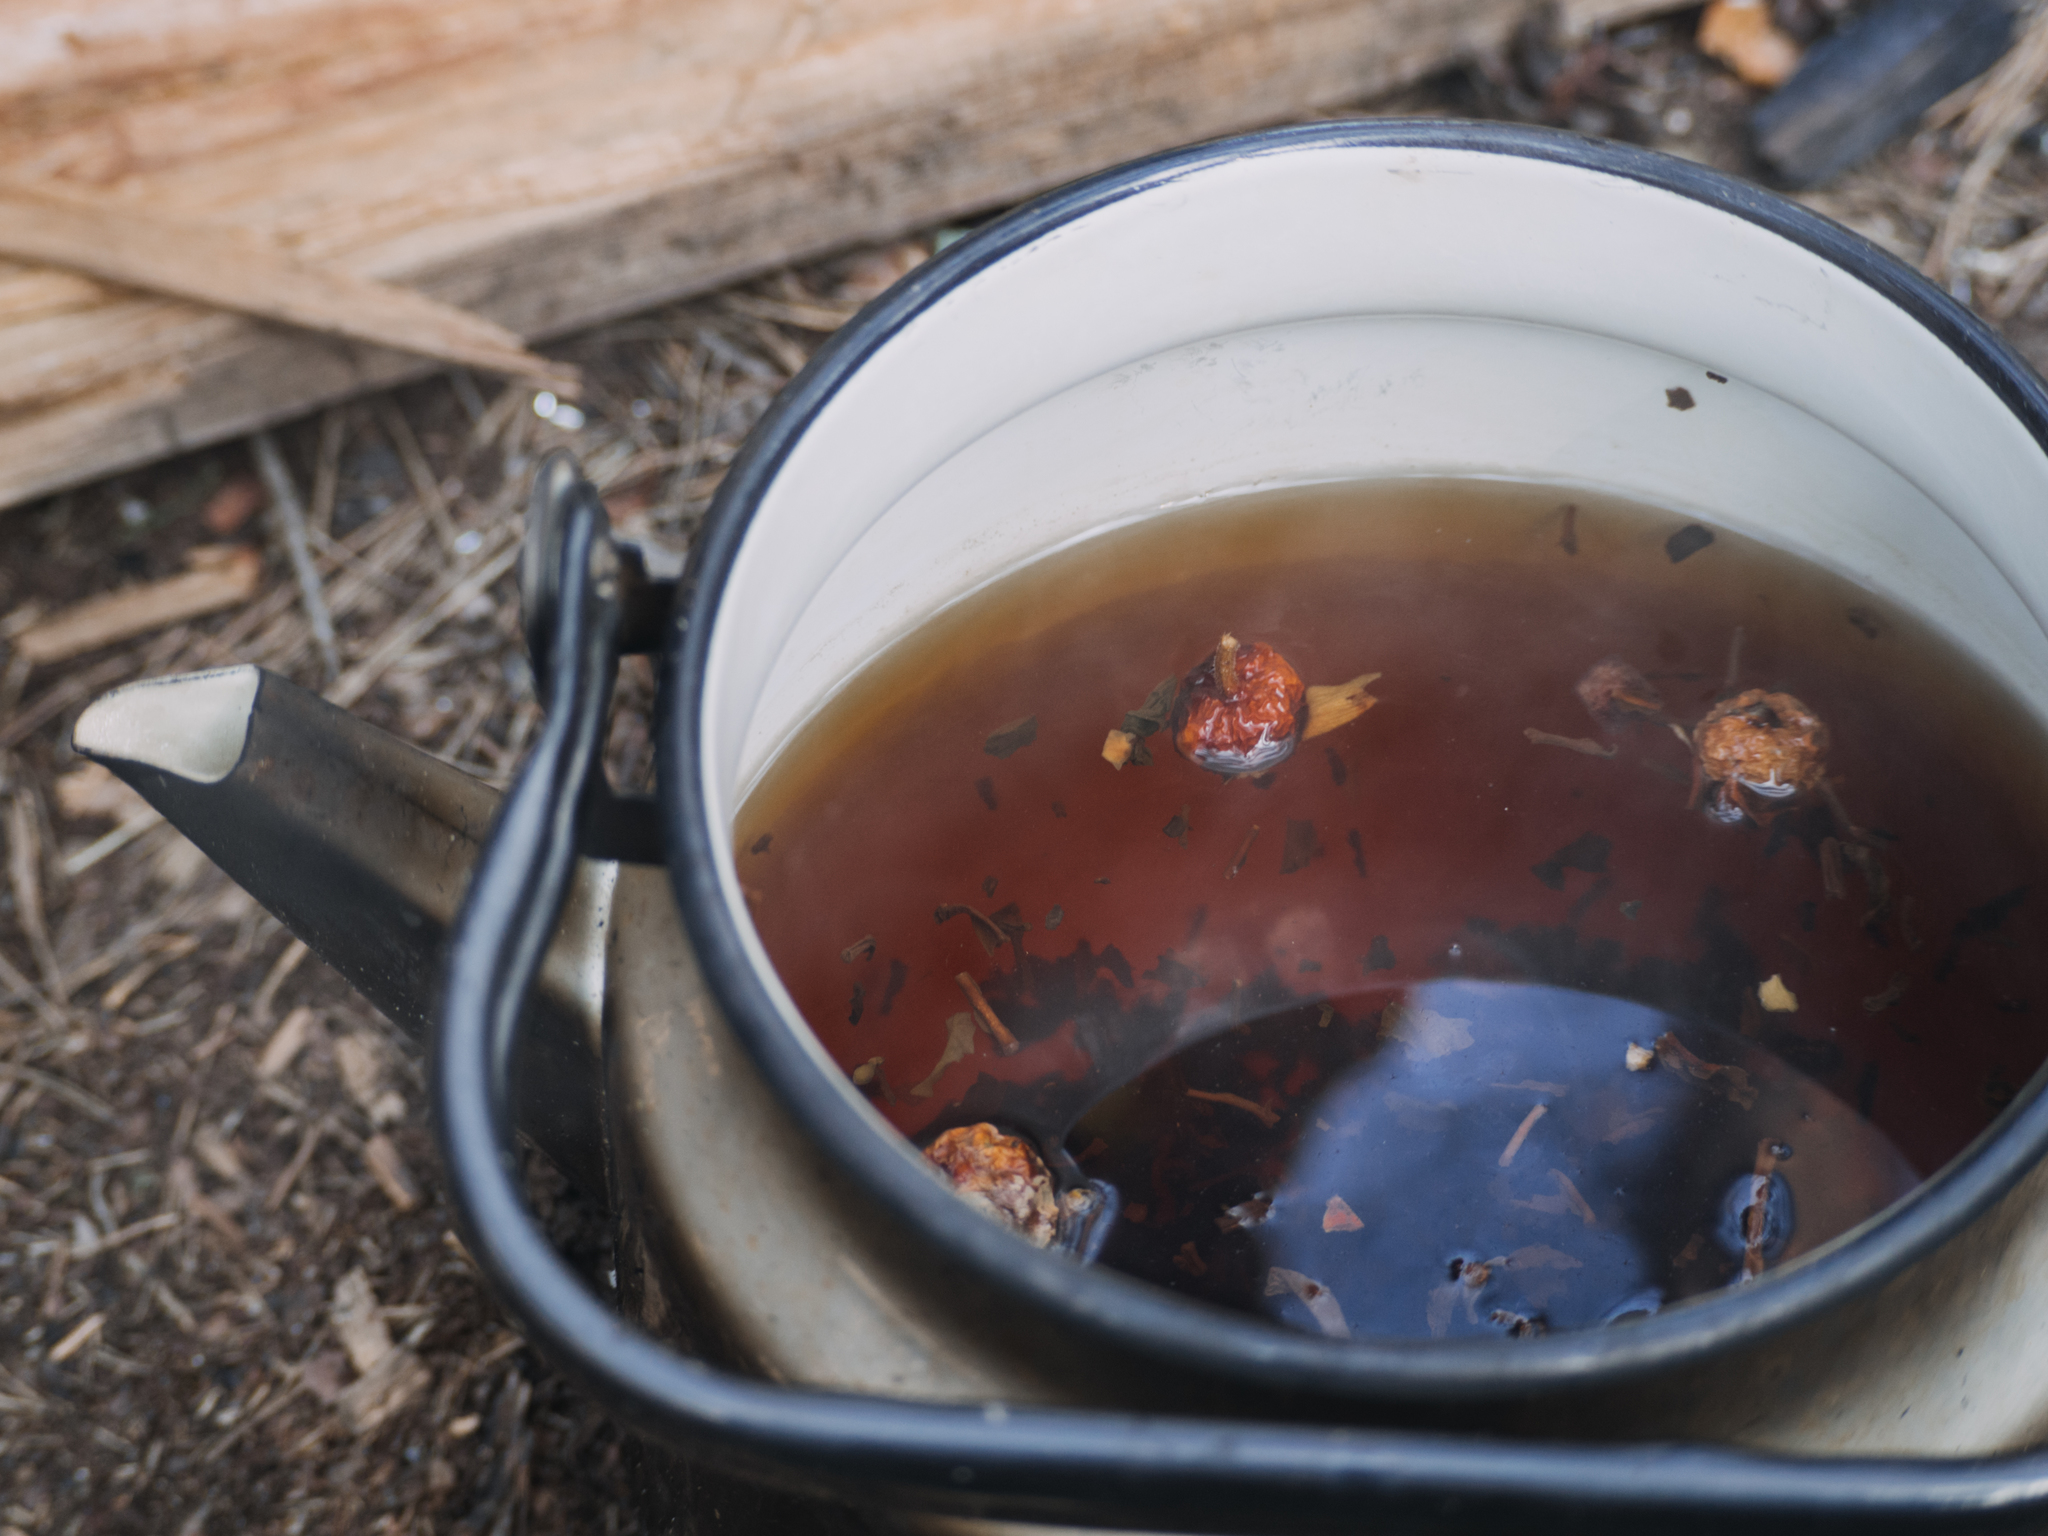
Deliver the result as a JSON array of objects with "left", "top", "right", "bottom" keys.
[{"left": 76, "top": 122, "right": 2048, "bottom": 1531}]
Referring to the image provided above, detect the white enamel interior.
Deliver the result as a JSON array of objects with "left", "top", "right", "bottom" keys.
[{"left": 699, "top": 140, "right": 2048, "bottom": 1048}]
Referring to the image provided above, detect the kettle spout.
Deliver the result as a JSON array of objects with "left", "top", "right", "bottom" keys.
[{"left": 73, "top": 664, "right": 609, "bottom": 1191}]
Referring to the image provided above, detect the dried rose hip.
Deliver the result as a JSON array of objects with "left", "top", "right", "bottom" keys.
[
  {"left": 1693, "top": 688, "right": 1828, "bottom": 821},
  {"left": 922, "top": 1123, "right": 1059, "bottom": 1247},
  {"left": 1171, "top": 634, "right": 1307, "bottom": 775}
]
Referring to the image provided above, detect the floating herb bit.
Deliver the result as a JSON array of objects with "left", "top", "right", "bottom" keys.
[
  {"left": 922, "top": 1123, "right": 1059, "bottom": 1246},
  {"left": 1655, "top": 1031, "right": 1758, "bottom": 1108},
  {"left": 1575, "top": 657, "right": 1665, "bottom": 725},
  {"left": 1693, "top": 689, "right": 1829, "bottom": 823},
  {"left": 910, "top": 1014, "right": 979, "bottom": 1098},
  {"left": 1322, "top": 1196, "right": 1365, "bottom": 1233},
  {"left": 1218, "top": 1195, "right": 1273, "bottom": 1231},
  {"left": 840, "top": 935, "right": 876, "bottom": 963},
  {"left": 1264, "top": 1267, "right": 1350, "bottom": 1338},
  {"left": 1101, "top": 675, "right": 1180, "bottom": 769},
  {"left": 1302, "top": 673, "right": 1381, "bottom": 740}
]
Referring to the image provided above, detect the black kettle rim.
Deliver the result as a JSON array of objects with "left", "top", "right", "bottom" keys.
[{"left": 659, "top": 118, "right": 2048, "bottom": 1402}]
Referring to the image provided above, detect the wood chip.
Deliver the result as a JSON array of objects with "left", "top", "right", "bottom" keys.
[
  {"left": 250, "top": 938, "right": 310, "bottom": 1025},
  {"left": 14, "top": 546, "right": 262, "bottom": 666},
  {"left": 256, "top": 1005, "right": 316, "bottom": 1080},
  {"left": 48, "top": 1311, "right": 106, "bottom": 1364},
  {"left": 1101, "top": 728, "right": 1137, "bottom": 768},
  {"left": 192, "top": 1124, "right": 249, "bottom": 1185},
  {"left": 335, "top": 1347, "right": 432, "bottom": 1437},
  {"left": 201, "top": 475, "right": 267, "bottom": 537},
  {"left": 334, "top": 1033, "right": 404, "bottom": 1125},
  {"left": 361, "top": 1134, "right": 420, "bottom": 1212},
  {"left": 1698, "top": 0, "right": 1802, "bottom": 87},
  {"left": 330, "top": 1268, "right": 394, "bottom": 1374},
  {"left": 167, "top": 1156, "right": 245, "bottom": 1249},
  {"left": 1523, "top": 728, "right": 1617, "bottom": 758},
  {"left": 1263, "top": 1267, "right": 1350, "bottom": 1338}
]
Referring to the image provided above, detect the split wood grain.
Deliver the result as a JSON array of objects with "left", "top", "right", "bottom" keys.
[
  {"left": 0, "top": 0, "right": 1532, "bottom": 511},
  {"left": 0, "top": 182, "right": 576, "bottom": 391}
]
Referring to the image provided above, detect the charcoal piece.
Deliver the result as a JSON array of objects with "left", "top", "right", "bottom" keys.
[{"left": 1753, "top": 0, "right": 2016, "bottom": 188}]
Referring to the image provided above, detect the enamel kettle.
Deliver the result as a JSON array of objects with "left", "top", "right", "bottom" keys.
[{"left": 69, "top": 122, "right": 2048, "bottom": 1532}]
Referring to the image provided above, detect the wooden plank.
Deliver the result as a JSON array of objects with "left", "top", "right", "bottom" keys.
[{"left": 0, "top": 0, "right": 1531, "bottom": 510}]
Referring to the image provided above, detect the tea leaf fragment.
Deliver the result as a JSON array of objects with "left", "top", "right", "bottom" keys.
[{"left": 984, "top": 716, "right": 1038, "bottom": 758}]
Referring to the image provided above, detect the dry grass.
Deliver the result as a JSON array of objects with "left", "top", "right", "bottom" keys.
[{"left": 6, "top": 9, "right": 2048, "bottom": 1531}]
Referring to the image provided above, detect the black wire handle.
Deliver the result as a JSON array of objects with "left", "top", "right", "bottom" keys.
[{"left": 431, "top": 466, "right": 2048, "bottom": 1534}]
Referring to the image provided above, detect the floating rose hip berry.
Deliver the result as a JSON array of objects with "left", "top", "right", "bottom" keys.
[
  {"left": 1693, "top": 688, "right": 1829, "bottom": 823},
  {"left": 1171, "top": 633, "right": 1308, "bottom": 775},
  {"left": 922, "top": 1122, "right": 1059, "bottom": 1246}
]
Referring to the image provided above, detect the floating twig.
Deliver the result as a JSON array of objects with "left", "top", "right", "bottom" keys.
[
  {"left": 955, "top": 972, "right": 1020, "bottom": 1055},
  {"left": 1497, "top": 1104, "right": 1547, "bottom": 1167},
  {"left": 1186, "top": 1088, "right": 1280, "bottom": 1128},
  {"left": 1523, "top": 728, "right": 1616, "bottom": 758}
]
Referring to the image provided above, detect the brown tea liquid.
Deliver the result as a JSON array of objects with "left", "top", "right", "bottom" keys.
[{"left": 734, "top": 480, "right": 2048, "bottom": 1342}]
